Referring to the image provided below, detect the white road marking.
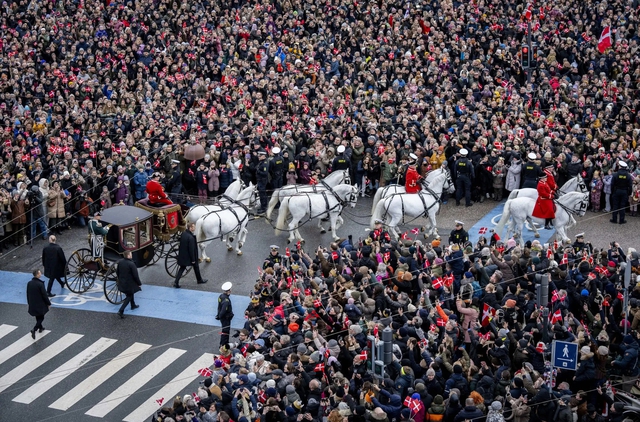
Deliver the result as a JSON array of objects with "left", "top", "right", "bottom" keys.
[
  {"left": 0, "top": 330, "right": 51, "bottom": 366},
  {"left": 0, "top": 324, "right": 17, "bottom": 341}
]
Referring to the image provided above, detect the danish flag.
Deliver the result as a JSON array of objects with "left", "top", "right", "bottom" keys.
[
  {"left": 431, "top": 277, "right": 444, "bottom": 290},
  {"left": 560, "top": 253, "right": 568, "bottom": 265},
  {"left": 156, "top": 397, "right": 164, "bottom": 406},
  {"left": 551, "top": 290, "right": 559, "bottom": 303},
  {"left": 443, "top": 274, "right": 454, "bottom": 288},
  {"left": 411, "top": 227, "right": 420, "bottom": 235},
  {"left": 436, "top": 318, "right": 446, "bottom": 327},
  {"left": 198, "top": 367, "right": 212, "bottom": 377},
  {"left": 482, "top": 303, "right": 496, "bottom": 327},
  {"left": 314, "top": 363, "right": 325, "bottom": 372},
  {"left": 478, "top": 227, "right": 488, "bottom": 234},
  {"left": 547, "top": 248, "right": 554, "bottom": 259},
  {"left": 550, "top": 309, "right": 563, "bottom": 324}
]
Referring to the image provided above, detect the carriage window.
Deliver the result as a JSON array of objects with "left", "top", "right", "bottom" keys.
[
  {"left": 139, "top": 219, "right": 152, "bottom": 246},
  {"left": 121, "top": 226, "right": 137, "bottom": 250}
]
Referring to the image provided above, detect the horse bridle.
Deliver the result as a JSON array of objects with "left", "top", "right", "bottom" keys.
[{"left": 555, "top": 194, "right": 588, "bottom": 216}]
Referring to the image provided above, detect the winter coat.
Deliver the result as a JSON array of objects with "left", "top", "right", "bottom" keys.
[
  {"left": 573, "top": 351, "right": 595, "bottom": 389},
  {"left": 47, "top": 189, "right": 67, "bottom": 218},
  {"left": 371, "top": 390, "right": 402, "bottom": 421},
  {"left": 218, "top": 167, "right": 233, "bottom": 189},
  {"left": 509, "top": 397, "right": 531, "bottom": 422},
  {"left": 177, "top": 230, "right": 198, "bottom": 267},
  {"left": 42, "top": 243, "right": 66, "bottom": 279},
  {"left": 428, "top": 396, "right": 446, "bottom": 422},
  {"left": 116, "top": 258, "right": 142, "bottom": 295},
  {"left": 27, "top": 276, "right": 51, "bottom": 317},
  {"left": 555, "top": 404, "right": 573, "bottom": 422},
  {"left": 208, "top": 169, "right": 220, "bottom": 192},
  {"left": 132, "top": 170, "right": 148, "bottom": 199},
  {"left": 505, "top": 161, "right": 522, "bottom": 191},
  {"left": 454, "top": 405, "right": 485, "bottom": 422}
]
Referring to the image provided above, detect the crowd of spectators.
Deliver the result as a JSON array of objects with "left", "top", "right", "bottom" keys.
[
  {"left": 4, "top": 0, "right": 640, "bottom": 248},
  {"left": 158, "top": 230, "right": 640, "bottom": 422}
]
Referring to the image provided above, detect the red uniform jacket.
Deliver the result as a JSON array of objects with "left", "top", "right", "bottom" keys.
[
  {"left": 544, "top": 169, "right": 558, "bottom": 191},
  {"left": 532, "top": 180, "right": 555, "bottom": 219},
  {"left": 146, "top": 180, "right": 172, "bottom": 205},
  {"left": 405, "top": 165, "right": 421, "bottom": 194}
]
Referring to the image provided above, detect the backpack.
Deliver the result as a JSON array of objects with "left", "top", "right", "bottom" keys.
[{"left": 453, "top": 376, "right": 470, "bottom": 401}]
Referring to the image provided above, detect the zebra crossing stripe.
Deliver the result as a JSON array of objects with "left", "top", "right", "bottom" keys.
[
  {"left": 123, "top": 353, "right": 214, "bottom": 422},
  {"left": 12, "top": 337, "right": 117, "bottom": 404},
  {"left": 84, "top": 347, "right": 186, "bottom": 418},
  {"left": 49, "top": 342, "right": 151, "bottom": 411},
  {"left": 0, "top": 330, "right": 51, "bottom": 366},
  {"left": 0, "top": 333, "right": 83, "bottom": 394},
  {"left": 0, "top": 324, "right": 17, "bottom": 341}
]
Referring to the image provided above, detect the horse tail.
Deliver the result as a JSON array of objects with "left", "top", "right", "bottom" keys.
[
  {"left": 371, "top": 197, "right": 388, "bottom": 229},
  {"left": 275, "top": 197, "right": 290, "bottom": 236},
  {"left": 507, "top": 190, "right": 519, "bottom": 200},
  {"left": 266, "top": 188, "right": 280, "bottom": 220},
  {"left": 371, "top": 186, "right": 385, "bottom": 215},
  {"left": 494, "top": 199, "right": 512, "bottom": 238}
]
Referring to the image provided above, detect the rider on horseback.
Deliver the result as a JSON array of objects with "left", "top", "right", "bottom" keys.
[
  {"left": 532, "top": 173, "right": 555, "bottom": 230},
  {"left": 405, "top": 153, "right": 422, "bottom": 194}
]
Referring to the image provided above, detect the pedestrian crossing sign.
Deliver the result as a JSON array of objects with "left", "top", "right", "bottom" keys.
[{"left": 551, "top": 340, "right": 578, "bottom": 371}]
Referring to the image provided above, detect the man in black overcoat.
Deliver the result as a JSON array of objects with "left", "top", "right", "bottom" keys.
[
  {"left": 173, "top": 222, "right": 207, "bottom": 288},
  {"left": 42, "top": 235, "right": 66, "bottom": 297},
  {"left": 116, "top": 250, "right": 142, "bottom": 318},
  {"left": 26, "top": 269, "right": 51, "bottom": 339}
]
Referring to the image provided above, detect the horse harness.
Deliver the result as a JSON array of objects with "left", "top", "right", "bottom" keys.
[{"left": 199, "top": 196, "right": 252, "bottom": 242}]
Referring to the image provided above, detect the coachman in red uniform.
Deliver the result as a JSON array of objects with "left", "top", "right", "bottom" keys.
[
  {"left": 532, "top": 174, "right": 555, "bottom": 229},
  {"left": 146, "top": 173, "right": 173, "bottom": 206},
  {"left": 405, "top": 153, "right": 422, "bottom": 194},
  {"left": 544, "top": 164, "right": 557, "bottom": 192}
]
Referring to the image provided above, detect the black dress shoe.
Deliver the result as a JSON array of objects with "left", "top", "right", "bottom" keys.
[
  {"left": 197, "top": 279, "right": 208, "bottom": 284},
  {"left": 173, "top": 283, "right": 181, "bottom": 288},
  {"left": 131, "top": 304, "right": 139, "bottom": 310},
  {"left": 118, "top": 311, "right": 125, "bottom": 319},
  {"left": 466, "top": 203, "right": 474, "bottom": 207},
  {"left": 47, "top": 293, "right": 56, "bottom": 298},
  {"left": 30, "top": 330, "right": 35, "bottom": 339},
  {"left": 610, "top": 219, "right": 617, "bottom": 223},
  {"left": 39, "top": 326, "right": 45, "bottom": 333},
  {"left": 619, "top": 220, "right": 627, "bottom": 224}
]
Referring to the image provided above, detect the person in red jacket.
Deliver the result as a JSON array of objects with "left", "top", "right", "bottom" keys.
[
  {"left": 532, "top": 174, "right": 555, "bottom": 229},
  {"left": 146, "top": 173, "right": 173, "bottom": 206},
  {"left": 544, "top": 164, "right": 558, "bottom": 192},
  {"left": 405, "top": 153, "right": 422, "bottom": 194}
]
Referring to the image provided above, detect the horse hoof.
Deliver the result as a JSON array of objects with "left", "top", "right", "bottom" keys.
[
  {"left": 198, "top": 259, "right": 204, "bottom": 263},
  {"left": 237, "top": 251, "right": 243, "bottom": 256},
  {"left": 300, "top": 239, "right": 305, "bottom": 243},
  {"left": 206, "top": 258, "right": 211, "bottom": 263},
  {"left": 320, "top": 229, "right": 326, "bottom": 234},
  {"left": 227, "top": 247, "right": 233, "bottom": 251},
  {"left": 328, "top": 228, "right": 332, "bottom": 231},
  {"left": 229, "top": 237, "right": 234, "bottom": 242},
  {"left": 287, "top": 239, "right": 291, "bottom": 244},
  {"left": 534, "top": 234, "right": 540, "bottom": 238}
]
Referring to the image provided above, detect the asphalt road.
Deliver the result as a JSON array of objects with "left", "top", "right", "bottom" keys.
[
  {"left": 0, "top": 302, "right": 218, "bottom": 422},
  {"left": 1, "top": 196, "right": 639, "bottom": 299}
]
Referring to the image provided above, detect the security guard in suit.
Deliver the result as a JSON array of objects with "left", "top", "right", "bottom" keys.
[
  {"left": 610, "top": 161, "right": 633, "bottom": 224},
  {"left": 455, "top": 148, "right": 474, "bottom": 207},
  {"left": 269, "top": 147, "right": 285, "bottom": 189},
  {"left": 522, "top": 152, "right": 543, "bottom": 188},
  {"left": 332, "top": 145, "right": 351, "bottom": 171},
  {"left": 256, "top": 150, "right": 269, "bottom": 215}
]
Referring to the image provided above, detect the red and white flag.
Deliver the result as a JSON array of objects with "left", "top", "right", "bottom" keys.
[
  {"left": 431, "top": 277, "right": 444, "bottom": 290},
  {"left": 198, "top": 367, "right": 212, "bottom": 377},
  {"left": 479, "top": 227, "right": 488, "bottom": 234},
  {"left": 560, "top": 253, "right": 568, "bottom": 265},
  {"left": 482, "top": 303, "right": 496, "bottom": 327},
  {"left": 156, "top": 397, "right": 164, "bottom": 406},
  {"left": 598, "top": 26, "right": 612, "bottom": 53},
  {"left": 550, "top": 309, "right": 563, "bottom": 325},
  {"left": 547, "top": 248, "right": 553, "bottom": 259},
  {"left": 411, "top": 227, "right": 420, "bottom": 235}
]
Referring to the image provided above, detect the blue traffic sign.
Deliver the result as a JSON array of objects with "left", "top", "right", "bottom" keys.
[{"left": 551, "top": 340, "right": 579, "bottom": 371}]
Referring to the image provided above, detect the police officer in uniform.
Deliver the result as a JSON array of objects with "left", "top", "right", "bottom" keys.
[
  {"left": 455, "top": 148, "right": 474, "bottom": 207},
  {"left": 269, "top": 147, "right": 285, "bottom": 189},
  {"left": 89, "top": 212, "right": 111, "bottom": 261},
  {"left": 216, "top": 282, "right": 234, "bottom": 347},
  {"left": 332, "top": 145, "right": 351, "bottom": 171},
  {"left": 449, "top": 220, "right": 469, "bottom": 245},
  {"left": 522, "top": 152, "right": 543, "bottom": 189},
  {"left": 263, "top": 244, "right": 283, "bottom": 269},
  {"left": 610, "top": 161, "right": 633, "bottom": 224},
  {"left": 255, "top": 150, "right": 269, "bottom": 215}
]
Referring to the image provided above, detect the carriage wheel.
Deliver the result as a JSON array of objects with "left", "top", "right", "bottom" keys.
[
  {"left": 102, "top": 264, "right": 125, "bottom": 304},
  {"left": 64, "top": 248, "right": 98, "bottom": 293},
  {"left": 164, "top": 244, "right": 192, "bottom": 278},
  {"left": 151, "top": 238, "right": 165, "bottom": 265}
]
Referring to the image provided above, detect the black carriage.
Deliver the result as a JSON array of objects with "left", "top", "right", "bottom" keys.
[{"left": 64, "top": 205, "right": 155, "bottom": 304}]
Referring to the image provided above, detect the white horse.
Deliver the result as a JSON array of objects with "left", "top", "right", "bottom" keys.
[
  {"left": 275, "top": 184, "right": 358, "bottom": 244},
  {"left": 195, "top": 185, "right": 257, "bottom": 260},
  {"left": 505, "top": 175, "right": 587, "bottom": 238},
  {"left": 266, "top": 169, "right": 350, "bottom": 220},
  {"left": 494, "top": 191, "right": 589, "bottom": 246},
  {"left": 371, "top": 167, "right": 455, "bottom": 239},
  {"left": 370, "top": 168, "right": 446, "bottom": 214},
  {"left": 186, "top": 179, "right": 248, "bottom": 225}
]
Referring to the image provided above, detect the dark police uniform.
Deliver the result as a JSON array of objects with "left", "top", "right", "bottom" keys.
[
  {"left": 216, "top": 289, "right": 234, "bottom": 347},
  {"left": 256, "top": 152, "right": 269, "bottom": 214},
  {"left": 522, "top": 159, "right": 543, "bottom": 189},
  {"left": 610, "top": 164, "right": 633, "bottom": 224},
  {"left": 332, "top": 153, "right": 351, "bottom": 171},
  {"left": 269, "top": 152, "right": 285, "bottom": 189},
  {"left": 455, "top": 153, "right": 474, "bottom": 206},
  {"left": 449, "top": 227, "right": 469, "bottom": 245}
]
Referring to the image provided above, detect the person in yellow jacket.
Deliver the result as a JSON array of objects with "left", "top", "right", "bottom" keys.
[{"left": 429, "top": 146, "right": 447, "bottom": 170}]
